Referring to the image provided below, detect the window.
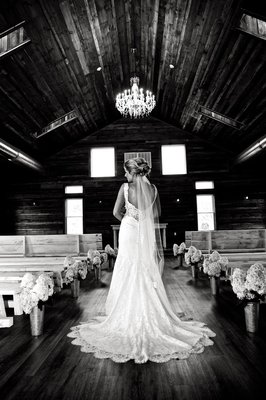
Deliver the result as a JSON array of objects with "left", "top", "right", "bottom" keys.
[
  {"left": 65, "top": 185, "right": 83, "bottom": 234},
  {"left": 196, "top": 195, "right": 216, "bottom": 231},
  {"left": 124, "top": 152, "right": 152, "bottom": 167},
  {"left": 90, "top": 147, "right": 115, "bottom": 177},
  {"left": 65, "top": 199, "right": 83, "bottom": 234},
  {"left": 195, "top": 181, "right": 214, "bottom": 190},
  {"left": 161, "top": 145, "right": 187, "bottom": 175},
  {"left": 65, "top": 186, "right": 83, "bottom": 194}
]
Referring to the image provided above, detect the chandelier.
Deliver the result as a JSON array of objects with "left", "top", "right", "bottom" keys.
[{"left": 115, "top": 76, "right": 156, "bottom": 118}]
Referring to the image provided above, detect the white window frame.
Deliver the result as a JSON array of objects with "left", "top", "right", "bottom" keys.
[
  {"left": 161, "top": 144, "right": 187, "bottom": 175},
  {"left": 65, "top": 186, "right": 84, "bottom": 234},
  {"left": 195, "top": 181, "right": 214, "bottom": 190},
  {"left": 196, "top": 194, "right": 216, "bottom": 231},
  {"left": 90, "top": 147, "right": 115, "bottom": 177},
  {"left": 124, "top": 152, "right": 152, "bottom": 167},
  {"left": 65, "top": 185, "right": 83, "bottom": 194}
]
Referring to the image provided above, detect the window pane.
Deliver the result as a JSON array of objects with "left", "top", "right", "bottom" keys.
[
  {"left": 124, "top": 152, "right": 152, "bottom": 167},
  {"left": 195, "top": 181, "right": 214, "bottom": 190},
  {"left": 66, "top": 199, "right": 83, "bottom": 216},
  {"left": 66, "top": 217, "right": 83, "bottom": 234},
  {"left": 65, "top": 185, "right": 83, "bottom": 194},
  {"left": 197, "top": 213, "right": 215, "bottom": 231},
  {"left": 91, "top": 147, "right": 115, "bottom": 177},
  {"left": 196, "top": 195, "right": 214, "bottom": 212},
  {"left": 161, "top": 145, "right": 187, "bottom": 175}
]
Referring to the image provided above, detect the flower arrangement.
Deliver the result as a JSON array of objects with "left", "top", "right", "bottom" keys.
[
  {"left": 185, "top": 246, "right": 204, "bottom": 266},
  {"left": 20, "top": 273, "right": 54, "bottom": 314},
  {"left": 231, "top": 263, "right": 266, "bottom": 301},
  {"left": 87, "top": 250, "right": 108, "bottom": 280},
  {"left": 63, "top": 256, "right": 88, "bottom": 284},
  {"left": 173, "top": 242, "right": 186, "bottom": 256},
  {"left": 87, "top": 250, "right": 106, "bottom": 268},
  {"left": 104, "top": 244, "right": 118, "bottom": 258},
  {"left": 203, "top": 251, "right": 229, "bottom": 277}
]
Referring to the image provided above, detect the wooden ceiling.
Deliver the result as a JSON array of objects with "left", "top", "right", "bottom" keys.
[{"left": 0, "top": 0, "right": 266, "bottom": 162}]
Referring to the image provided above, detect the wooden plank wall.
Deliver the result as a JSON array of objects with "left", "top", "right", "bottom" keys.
[{"left": 3, "top": 118, "right": 266, "bottom": 247}]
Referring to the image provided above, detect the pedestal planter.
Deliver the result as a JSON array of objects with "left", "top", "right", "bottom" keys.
[
  {"left": 94, "top": 265, "right": 102, "bottom": 281},
  {"left": 176, "top": 254, "right": 185, "bottom": 267},
  {"left": 191, "top": 263, "right": 199, "bottom": 279},
  {"left": 210, "top": 276, "right": 220, "bottom": 295},
  {"left": 109, "top": 257, "right": 115, "bottom": 270},
  {"left": 244, "top": 301, "right": 259, "bottom": 333},
  {"left": 71, "top": 278, "right": 80, "bottom": 298},
  {"left": 30, "top": 303, "right": 45, "bottom": 336}
]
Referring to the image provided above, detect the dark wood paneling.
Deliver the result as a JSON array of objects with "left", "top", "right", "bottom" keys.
[{"left": 3, "top": 118, "right": 266, "bottom": 247}]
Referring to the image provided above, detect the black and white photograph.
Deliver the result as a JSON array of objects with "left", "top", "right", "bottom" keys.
[{"left": 0, "top": 0, "right": 266, "bottom": 399}]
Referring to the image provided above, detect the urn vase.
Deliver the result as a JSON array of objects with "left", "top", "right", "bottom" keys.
[
  {"left": 210, "top": 276, "right": 220, "bottom": 295},
  {"left": 71, "top": 278, "right": 80, "bottom": 298},
  {"left": 191, "top": 263, "right": 199, "bottom": 279},
  {"left": 109, "top": 257, "right": 115, "bottom": 270},
  {"left": 176, "top": 253, "right": 185, "bottom": 268},
  {"left": 244, "top": 301, "right": 259, "bottom": 333},
  {"left": 30, "top": 303, "right": 45, "bottom": 336}
]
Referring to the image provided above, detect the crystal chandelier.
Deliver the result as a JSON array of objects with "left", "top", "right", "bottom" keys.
[{"left": 115, "top": 76, "right": 156, "bottom": 118}]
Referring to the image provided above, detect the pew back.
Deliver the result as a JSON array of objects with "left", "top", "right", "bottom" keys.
[
  {"left": 0, "top": 234, "right": 102, "bottom": 257},
  {"left": 185, "top": 229, "right": 266, "bottom": 253},
  {"left": 0, "top": 236, "right": 25, "bottom": 256}
]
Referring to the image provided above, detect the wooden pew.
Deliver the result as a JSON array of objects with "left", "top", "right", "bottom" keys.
[
  {"left": 0, "top": 234, "right": 102, "bottom": 320},
  {"left": 0, "top": 236, "right": 25, "bottom": 257},
  {"left": 185, "top": 229, "right": 266, "bottom": 275}
]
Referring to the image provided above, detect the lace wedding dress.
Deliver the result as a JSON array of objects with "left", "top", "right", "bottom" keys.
[{"left": 68, "top": 183, "right": 215, "bottom": 363}]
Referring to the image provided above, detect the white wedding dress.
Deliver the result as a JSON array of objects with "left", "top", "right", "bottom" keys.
[{"left": 68, "top": 183, "right": 215, "bottom": 363}]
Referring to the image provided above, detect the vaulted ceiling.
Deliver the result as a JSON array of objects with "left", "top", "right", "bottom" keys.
[{"left": 0, "top": 0, "right": 266, "bottom": 165}]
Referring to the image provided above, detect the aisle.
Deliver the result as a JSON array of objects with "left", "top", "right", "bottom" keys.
[{"left": 0, "top": 257, "right": 266, "bottom": 400}]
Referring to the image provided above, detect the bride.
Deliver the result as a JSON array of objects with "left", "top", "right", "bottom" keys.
[{"left": 68, "top": 157, "right": 215, "bottom": 363}]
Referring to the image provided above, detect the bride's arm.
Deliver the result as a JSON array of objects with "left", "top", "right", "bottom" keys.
[{"left": 113, "top": 184, "right": 125, "bottom": 221}]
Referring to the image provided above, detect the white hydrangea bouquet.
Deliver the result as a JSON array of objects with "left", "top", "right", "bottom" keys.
[
  {"left": 104, "top": 244, "right": 118, "bottom": 258},
  {"left": 87, "top": 250, "right": 108, "bottom": 280},
  {"left": 203, "top": 250, "right": 229, "bottom": 277},
  {"left": 63, "top": 256, "right": 88, "bottom": 284},
  {"left": 87, "top": 250, "right": 108, "bottom": 269},
  {"left": 104, "top": 244, "right": 118, "bottom": 270},
  {"left": 20, "top": 272, "right": 54, "bottom": 314},
  {"left": 231, "top": 263, "right": 266, "bottom": 302},
  {"left": 185, "top": 246, "right": 204, "bottom": 266},
  {"left": 173, "top": 242, "right": 187, "bottom": 256}
]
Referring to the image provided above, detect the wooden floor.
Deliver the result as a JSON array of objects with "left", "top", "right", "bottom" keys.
[{"left": 1, "top": 257, "right": 266, "bottom": 400}]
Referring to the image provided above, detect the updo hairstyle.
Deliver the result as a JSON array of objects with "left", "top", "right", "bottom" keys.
[{"left": 124, "top": 157, "right": 151, "bottom": 177}]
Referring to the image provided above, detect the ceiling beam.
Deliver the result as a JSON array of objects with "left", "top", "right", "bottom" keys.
[
  {"left": 234, "top": 134, "right": 266, "bottom": 164},
  {"left": 0, "top": 139, "right": 42, "bottom": 170}
]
